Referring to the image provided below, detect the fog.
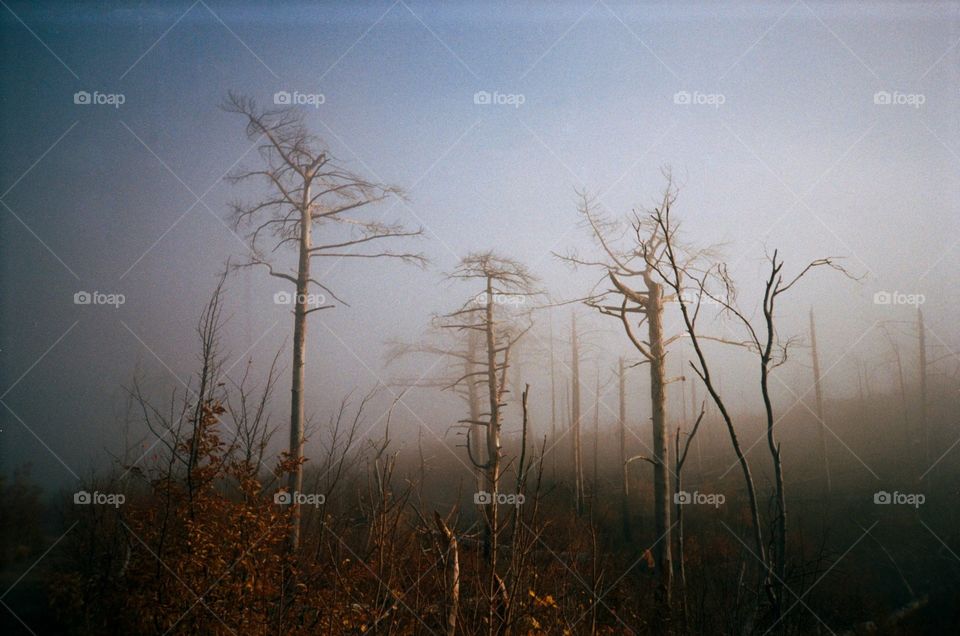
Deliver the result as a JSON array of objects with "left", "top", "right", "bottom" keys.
[
  {"left": 1, "top": 2, "right": 958, "bottom": 634},
  {"left": 2, "top": 1, "right": 956, "bottom": 485}
]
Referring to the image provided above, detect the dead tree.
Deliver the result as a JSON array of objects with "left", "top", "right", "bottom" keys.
[
  {"left": 649, "top": 190, "right": 852, "bottom": 623},
  {"left": 674, "top": 404, "right": 705, "bottom": 630},
  {"left": 223, "top": 93, "right": 426, "bottom": 549},
  {"left": 437, "top": 252, "right": 538, "bottom": 565},
  {"left": 618, "top": 356, "right": 632, "bottom": 541},
  {"left": 700, "top": 252, "right": 851, "bottom": 620},
  {"left": 434, "top": 511, "right": 460, "bottom": 636},
  {"left": 808, "top": 308, "right": 832, "bottom": 494},
  {"left": 555, "top": 176, "right": 765, "bottom": 626},
  {"left": 556, "top": 188, "right": 687, "bottom": 612},
  {"left": 549, "top": 313, "right": 559, "bottom": 481},
  {"left": 592, "top": 366, "right": 601, "bottom": 492},
  {"left": 570, "top": 311, "right": 584, "bottom": 515},
  {"left": 893, "top": 340, "right": 910, "bottom": 439},
  {"left": 917, "top": 307, "right": 929, "bottom": 464}
]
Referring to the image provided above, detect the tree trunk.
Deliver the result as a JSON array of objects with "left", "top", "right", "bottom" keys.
[
  {"left": 435, "top": 512, "right": 460, "bottom": 636},
  {"left": 549, "top": 313, "right": 558, "bottom": 482},
  {"left": 483, "top": 276, "right": 501, "bottom": 564},
  {"left": 288, "top": 191, "right": 312, "bottom": 551},
  {"left": 571, "top": 312, "right": 583, "bottom": 516},
  {"left": 809, "top": 309, "right": 831, "bottom": 494},
  {"left": 467, "top": 330, "right": 484, "bottom": 491},
  {"left": 674, "top": 428, "right": 687, "bottom": 630},
  {"left": 619, "top": 357, "right": 631, "bottom": 541},
  {"left": 646, "top": 279, "right": 672, "bottom": 610},
  {"left": 918, "top": 308, "right": 928, "bottom": 465},
  {"left": 761, "top": 356, "right": 786, "bottom": 617},
  {"left": 762, "top": 298, "right": 786, "bottom": 618},
  {"left": 593, "top": 368, "right": 600, "bottom": 492},
  {"left": 690, "top": 372, "right": 703, "bottom": 478},
  {"left": 892, "top": 342, "right": 910, "bottom": 470}
]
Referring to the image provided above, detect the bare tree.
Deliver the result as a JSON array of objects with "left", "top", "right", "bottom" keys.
[
  {"left": 549, "top": 313, "right": 559, "bottom": 481},
  {"left": 223, "top": 93, "right": 426, "bottom": 549},
  {"left": 592, "top": 366, "right": 601, "bottom": 492},
  {"left": 436, "top": 251, "right": 538, "bottom": 565},
  {"left": 646, "top": 191, "right": 853, "bottom": 624},
  {"left": 917, "top": 307, "right": 929, "bottom": 464},
  {"left": 808, "top": 308, "right": 832, "bottom": 494},
  {"left": 618, "top": 356, "right": 632, "bottom": 542},
  {"left": 434, "top": 511, "right": 460, "bottom": 636},
  {"left": 570, "top": 310, "right": 584, "bottom": 515},
  {"left": 888, "top": 328, "right": 912, "bottom": 449},
  {"left": 225, "top": 347, "right": 282, "bottom": 476},
  {"left": 696, "top": 252, "right": 850, "bottom": 619},
  {"left": 674, "top": 404, "right": 705, "bottom": 629},
  {"left": 588, "top": 181, "right": 768, "bottom": 622},
  {"left": 557, "top": 188, "right": 688, "bottom": 611}
]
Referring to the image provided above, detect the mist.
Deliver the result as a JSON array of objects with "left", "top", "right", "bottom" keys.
[{"left": 1, "top": 2, "right": 958, "bottom": 634}]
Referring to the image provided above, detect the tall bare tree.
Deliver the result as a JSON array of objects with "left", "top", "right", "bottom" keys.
[
  {"left": 648, "top": 193, "right": 852, "bottom": 623},
  {"left": 223, "top": 93, "right": 426, "bottom": 549},
  {"left": 557, "top": 188, "right": 689, "bottom": 612},
  {"left": 437, "top": 252, "right": 538, "bottom": 564},
  {"left": 704, "top": 253, "right": 849, "bottom": 618}
]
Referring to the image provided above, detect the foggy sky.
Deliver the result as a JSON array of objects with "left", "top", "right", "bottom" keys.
[{"left": 1, "top": 1, "right": 958, "bottom": 489}]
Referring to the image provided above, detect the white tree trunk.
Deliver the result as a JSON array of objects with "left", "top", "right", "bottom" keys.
[
  {"left": 646, "top": 279, "right": 672, "bottom": 609},
  {"left": 287, "top": 193, "right": 311, "bottom": 551}
]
